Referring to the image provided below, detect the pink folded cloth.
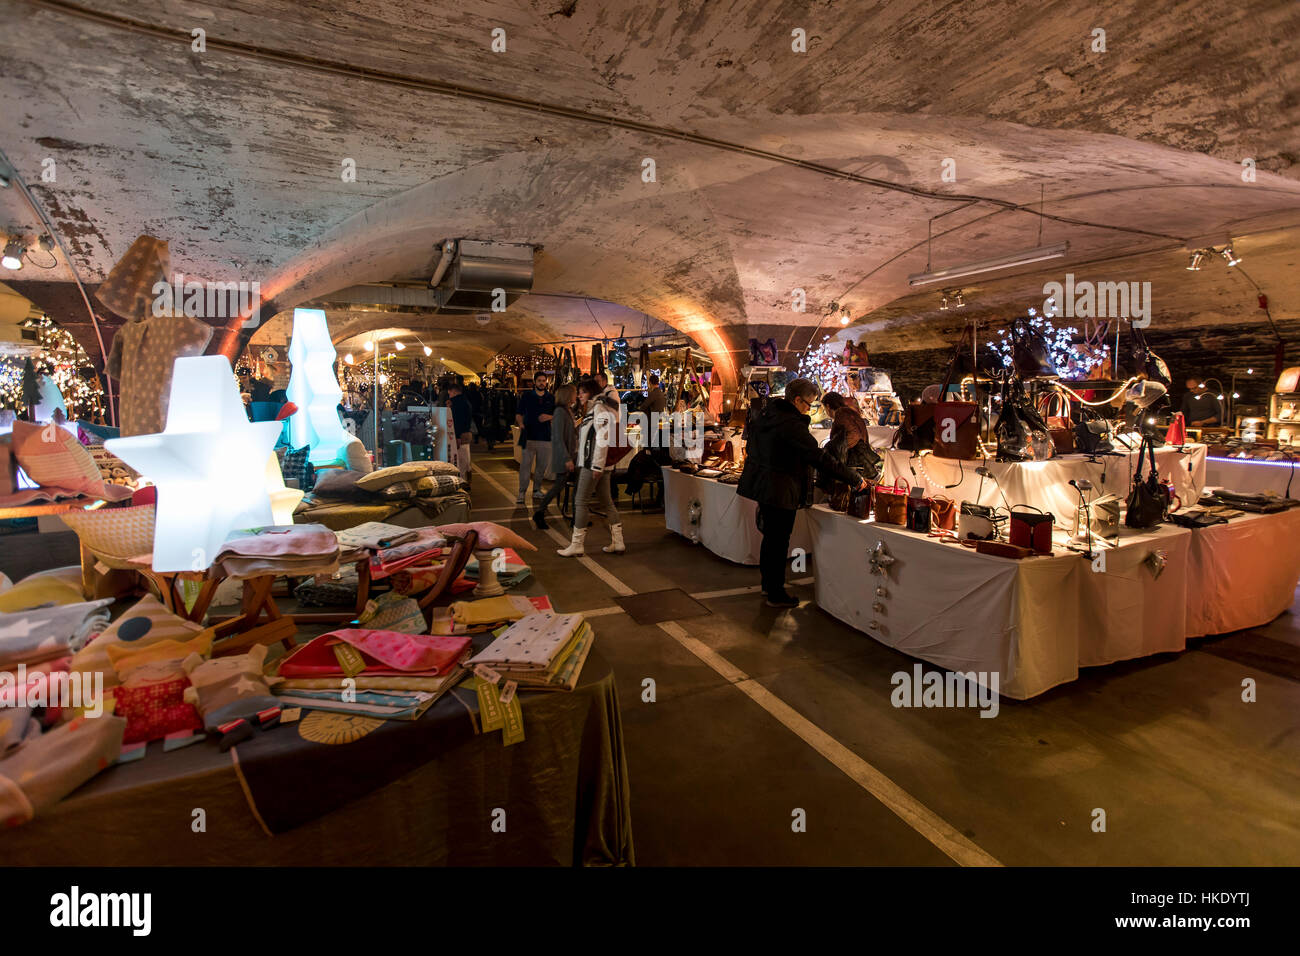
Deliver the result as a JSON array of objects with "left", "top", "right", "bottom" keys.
[
  {"left": 215, "top": 524, "right": 339, "bottom": 560},
  {"left": 276, "top": 629, "right": 470, "bottom": 678}
]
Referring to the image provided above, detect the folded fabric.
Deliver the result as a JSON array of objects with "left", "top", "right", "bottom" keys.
[
  {"left": 70, "top": 594, "right": 209, "bottom": 691},
  {"left": 467, "top": 613, "right": 586, "bottom": 671},
  {"left": 276, "top": 629, "right": 470, "bottom": 678},
  {"left": 356, "top": 592, "right": 426, "bottom": 635},
  {"left": 274, "top": 687, "right": 445, "bottom": 720},
  {"left": 450, "top": 595, "right": 535, "bottom": 627},
  {"left": 370, "top": 528, "right": 448, "bottom": 578},
  {"left": 275, "top": 673, "right": 457, "bottom": 692},
  {"left": 0, "top": 714, "right": 126, "bottom": 827},
  {"left": 1, "top": 704, "right": 37, "bottom": 756},
  {"left": 215, "top": 524, "right": 339, "bottom": 561},
  {"left": 182, "top": 644, "right": 280, "bottom": 732},
  {"left": 334, "top": 521, "right": 420, "bottom": 550},
  {"left": 495, "top": 621, "right": 596, "bottom": 692},
  {"left": 0, "top": 599, "right": 114, "bottom": 668},
  {"left": 429, "top": 595, "right": 552, "bottom": 635},
  {"left": 435, "top": 521, "right": 538, "bottom": 553}
]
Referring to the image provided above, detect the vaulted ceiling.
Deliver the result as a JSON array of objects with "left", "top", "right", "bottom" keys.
[{"left": 1, "top": 0, "right": 1298, "bottom": 388}]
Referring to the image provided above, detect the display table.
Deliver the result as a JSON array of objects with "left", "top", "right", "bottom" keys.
[
  {"left": 882, "top": 443, "right": 1207, "bottom": 521},
  {"left": 662, "top": 466, "right": 812, "bottom": 565},
  {"left": 806, "top": 505, "right": 1300, "bottom": 699},
  {"left": 1204, "top": 455, "right": 1298, "bottom": 497},
  {"left": 810, "top": 424, "right": 897, "bottom": 450},
  {"left": 3, "top": 652, "right": 633, "bottom": 866}
]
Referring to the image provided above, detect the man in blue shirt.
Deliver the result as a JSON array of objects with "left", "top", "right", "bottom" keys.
[{"left": 515, "top": 372, "right": 555, "bottom": 504}]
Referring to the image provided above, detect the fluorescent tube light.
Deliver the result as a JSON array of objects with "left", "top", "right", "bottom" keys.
[{"left": 908, "top": 242, "right": 1069, "bottom": 287}]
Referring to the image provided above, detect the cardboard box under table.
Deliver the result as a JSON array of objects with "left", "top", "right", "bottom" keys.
[{"left": 805, "top": 505, "right": 1300, "bottom": 700}]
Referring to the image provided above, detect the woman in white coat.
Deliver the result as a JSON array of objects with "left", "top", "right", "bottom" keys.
[{"left": 558, "top": 377, "right": 625, "bottom": 557}]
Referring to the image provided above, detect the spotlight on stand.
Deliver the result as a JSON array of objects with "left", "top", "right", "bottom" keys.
[{"left": 939, "top": 295, "right": 949, "bottom": 311}]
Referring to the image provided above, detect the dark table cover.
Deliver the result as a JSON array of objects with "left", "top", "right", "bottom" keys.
[{"left": 4, "top": 651, "right": 633, "bottom": 866}]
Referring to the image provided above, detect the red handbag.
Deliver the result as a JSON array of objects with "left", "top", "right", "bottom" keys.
[
  {"left": 1009, "top": 506, "right": 1054, "bottom": 555},
  {"left": 931, "top": 325, "right": 980, "bottom": 460},
  {"left": 1165, "top": 412, "right": 1187, "bottom": 446}
]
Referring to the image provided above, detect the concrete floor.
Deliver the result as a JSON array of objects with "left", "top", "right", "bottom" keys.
[{"left": 4, "top": 447, "right": 1298, "bottom": 865}]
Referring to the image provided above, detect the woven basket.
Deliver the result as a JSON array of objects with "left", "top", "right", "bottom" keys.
[{"left": 60, "top": 502, "right": 156, "bottom": 569}]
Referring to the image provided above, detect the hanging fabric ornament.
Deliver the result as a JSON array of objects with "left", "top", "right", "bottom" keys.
[
  {"left": 687, "top": 499, "right": 702, "bottom": 544},
  {"left": 868, "top": 539, "right": 896, "bottom": 577}
]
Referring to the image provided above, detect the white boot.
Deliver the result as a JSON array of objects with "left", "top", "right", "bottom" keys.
[
  {"left": 557, "top": 528, "right": 587, "bottom": 557},
  {"left": 602, "top": 523, "right": 626, "bottom": 554}
]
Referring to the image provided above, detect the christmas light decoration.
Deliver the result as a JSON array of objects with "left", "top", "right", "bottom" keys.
[
  {"left": 986, "top": 308, "right": 1110, "bottom": 378},
  {"left": 797, "top": 343, "right": 851, "bottom": 395},
  {"left": 0, "top": 315, "right": 105, "bottom": 420}
]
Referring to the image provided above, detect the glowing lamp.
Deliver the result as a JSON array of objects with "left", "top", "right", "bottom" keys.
[
  {"left": 265, "top": 453, "right": 304, "bottom": 526},
  {"left": 106, "top": 356, "right": 282, "bottom": 572},
  {"left": 286, "top": 307, "right": 353, "bottom": 465}
]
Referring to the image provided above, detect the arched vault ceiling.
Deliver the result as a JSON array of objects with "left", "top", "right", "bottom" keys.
[{"left": 1, "top": 0, "right": 1298, "bottom": 383}]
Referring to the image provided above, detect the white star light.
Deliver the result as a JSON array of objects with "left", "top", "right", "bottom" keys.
[
  {"left": 107, "top": 356, "right": 283, "bottom": 572},
  {"left": 286, "top": 307, "right": 352, "bottom": 465}
]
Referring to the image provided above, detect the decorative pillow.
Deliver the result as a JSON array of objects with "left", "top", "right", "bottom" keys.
[
  {"left": 182, "top": 644, "right": 279, "bottom": 732},
  {"left": 310, "top": 469, "right": 366, "bottom": 499},
  {"left": 107, "top": 629, "right": 214, "bottom": 683},
  {"left": 112, "top": 671, "right": 203, "bottom": 745},
  {"left": 281, "top": 445, "right": 316, "bottom": 493},
  {"left": 0, "top": 566, "right": 85, "bottom": 614},
  {"left": 10, "top": 421, "right": 104, "bottom": 497},
  {"left": 423, "top": 460, "right": 461, "bottom": 477},
  {"left": 343, "top": 437, "right": 374, "bottom": 474},
  {"left": 0, "top": 714, "right": 126, "bottom": 827},
  {"left": 415, "top": 474, "right": 463, "bottom": 497},
  {"left": 355, "top": 463, "right": 430, "bottom": 492},
  {"left": 435, "top": 521, "right": 538, "bottom": 553},
  {"left": 70, "top": 594, "right": 211, "bottom": 690},
  {"left": 376, "top": 480, "right": 416, "bottom": 500}
]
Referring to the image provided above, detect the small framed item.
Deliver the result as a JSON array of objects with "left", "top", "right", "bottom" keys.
[{"left": 1009, "top": 505, "right": 1054, "bottom": 555}]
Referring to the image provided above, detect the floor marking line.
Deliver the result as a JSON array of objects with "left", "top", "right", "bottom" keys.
[{"left": 476, "top": 460, "right": 1000, "bottom": 866}]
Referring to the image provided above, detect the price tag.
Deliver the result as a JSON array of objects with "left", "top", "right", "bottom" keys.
[
  {"left": 332, "top": 643, "right": 366, "bottom": 678},
  {"left": 499, "top": 680, "right": 517, "bottom": 705},
  {"left": 501, "top": 694, "right": 525, "bottom": 747},
  {"left": 473, "top": 664, "right": 501, "bottom": 685},
  {"left": 474, "top": 676, "right": 505, "bottom": 732}
]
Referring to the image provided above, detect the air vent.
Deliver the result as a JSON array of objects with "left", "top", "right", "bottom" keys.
[{"left": 433, "top": 240, "right": 534, "bottom": 313}]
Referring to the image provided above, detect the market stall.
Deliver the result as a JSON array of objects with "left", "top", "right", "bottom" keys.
[
  {"left": 806, "top": 505, "right": 1300, "bottom": 699},
  {"left": 1204, "top": 455, "right": 1298, "bottom": 498},
  {"left": 662, "top": 466, "right": 813, "bottom": 565}
]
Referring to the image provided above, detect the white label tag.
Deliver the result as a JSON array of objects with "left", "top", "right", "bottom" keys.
[{"left": 474, "top": 664, "right": 501, "bottom": 685}]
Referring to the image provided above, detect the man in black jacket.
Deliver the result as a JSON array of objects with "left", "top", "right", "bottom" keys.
[{"left": 738, "top": 377, "right": 867, "bottom": 608}]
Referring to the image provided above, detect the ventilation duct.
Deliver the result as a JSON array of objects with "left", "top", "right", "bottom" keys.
[{"left": 431, "top": 239, "right": 535, "bottom": 313}]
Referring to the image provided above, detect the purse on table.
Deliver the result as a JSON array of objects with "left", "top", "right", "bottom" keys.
[
  {"left": 974, "top": 540, "right": 1036, "bottom": 559},
  {"left": 848, "top": 485, "right": 873, "bottom": 519},
  {"left": 958, "top": 501, "right": 1004, "bottom": 541},
  {"left": 930, "top": 495, "right": 956, "bottom": 531},
  {"left": 1124, "top": 435, "right": 1171, "bottom": 529},
  {"left": 873, "top": 478, "right": 909, "bottom": 525},
  {"left": 905, "top": 489, "right": 932, "bottom": 533},
  {"left": 931, "top": 324, "right": 981, "bottom": 461},
  {"left": 1009, "top": 505, "right": 1055, "bottom": 555},
  {"left": 1039, "top": 391, "right": 1075, "bottom": 455},
  {"left": 1090, "top": 494, "right": 1121, "bottom": 537}
]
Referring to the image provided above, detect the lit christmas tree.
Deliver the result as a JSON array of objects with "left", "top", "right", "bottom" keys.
[
  {"left": 0, "top": 315, "right": 104, "bottom": 419},
  {"left": 797, "top": 341, "right": 851, "bottom": 395},
  {"left": 987, "top": 308, "right": 1109, "bottom": 378}
]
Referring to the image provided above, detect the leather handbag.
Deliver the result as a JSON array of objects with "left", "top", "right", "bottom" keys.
[
  {"left": 873, "top": 478, "right": 909, "bottom": 525},
  {"left": 703, "top": 438, "right": 733, "bottom": 462},
  {"left": 828, "top": 484, "right": 852, "bottom": 512},
  {"left": 932, "top": 325, "right": 980, "bottom": 460},
  {"left": 1009, "top": 316, "right": 1057, "bottom": 378},
  {"left": 848, "top": 486, "right": 873, "bottom": 519},
  {"left": 958, "top": 501, "right": 1003, "bottom": 541},
  {"left": 906, "top": 491, "right": 932, "bottom": 533},
  {"left": 996, "top": 387, "right": 1055, "bottom": 461},
  {"left": 1039, "top": 392, "right": 1075, "bottom": 454},
  {"left": 1128, "top": 327, "right": 1171, "bottom": 386},
  {"left": 930, "top": 495, "right": 956, "bottom": 531},
  {"left": 1165, "top": 412, "right": 1187, "bottom": 447},
  {"left": 1090, "top": 494, "right": 1121, "bottom": 537},
  {"left": 1009, "top": 505, "right": 1055, "bottom": 554},
  {"left": 1074, "top": 418, "right": 1112, "bottom": 455},
  {"left": 1125, "top": 436, "right": 1171, "bottom": 528}
]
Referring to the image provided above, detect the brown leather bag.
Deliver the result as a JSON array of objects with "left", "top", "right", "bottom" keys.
[
  {"left": 931, "top": 324, "right": 980, "bottom": 460},
  {"left": 828, "top": 484, "right": 852, "bottom": 512},
  {"left": 848, "top": 486, "right": 873, "bottom": 519},
  {"left": 930, "top": 495, "right": 956, "bottom": 531},
  {"left": 1040, "top": 392, "right": 1074, "bottom": 454},
  {"left": 873, "top": 478, "right": 908, "bottom": 525}
]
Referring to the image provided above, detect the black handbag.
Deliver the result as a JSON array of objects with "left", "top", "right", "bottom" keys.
[
  {"left": 1009, "top": 316, "right": 1057, "bottom": 378},
  {"left": 1124, "top": 436, "right": 1171, "bottom": 528},
  {"left": 1074, "top": 418, "right": 1113, "bottom": 454},
  {"left": 1128, "top": 327, "right": 1171, "bottom": 386},
  {"left": 995, "top": 383, "right": 1054, "bottom": 461}
]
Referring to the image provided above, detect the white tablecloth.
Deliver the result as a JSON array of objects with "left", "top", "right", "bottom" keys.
[
  {"left": 806, "top": 505, "right": 1299, "bottom": 698},
  {"left": 881, "top": 444, "right": 1207, "bottom": 521},
  {"left": 810, "top": 424, "right": 897, "bottom": 450},
  {"left": 1204, "top": 456, "right": 1299, "bottom": 497},
  {"left": 662, "top": 467, "right": 812, "bottom": 565}
]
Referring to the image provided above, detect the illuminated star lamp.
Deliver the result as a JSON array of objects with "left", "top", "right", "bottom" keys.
[
  {"left": 264, "top": 453, "right": 304, "bottom": 526},
  {"left": 286, "top": 307, "right": 352, "bottom": 465},
  {"left": 106, "top": 356, "right": 283, "bottom": 572}
]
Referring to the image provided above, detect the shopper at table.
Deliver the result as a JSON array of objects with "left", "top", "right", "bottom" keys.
[
  {"left": 558, "top": 378, "right": 624, "bottom": 557},
  {"left": 533, "top": 383, "right": 578, "bottom": 530},
  {"left": 738, "top": 378, "right": 867, "bottom": 608},
  {"left": 818, "top": 392, "right": 883, "bottom": 490},
  {"left": 643, "top": 373, "right": 667, "bottom": 416},
  {"left": 515, "top": 372, "right": 555, "bottom": 504},
  {"left": 1180, "top": 377, "right": 1225, "bottom": 428}
]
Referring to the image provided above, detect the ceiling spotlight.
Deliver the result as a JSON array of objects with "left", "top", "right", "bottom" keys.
[
  {"left": 1216, "top": 393, "right": 1225, "bottom": 401},
  {"left": 1186, "top": 250, "right": 1205, "bottom": 271},
  {"left": 363, "top": 340, "right": 374, "bottom": 352},
  {"left": 343, "top": 353, "right": 354, "bottom": 365},
  {"left": 939, "top": 295, "right": 949, "bottom": 311},
  {"left": 954, "top": 291, "right": 966, "bottom": 308},
  {"left": 1, "top": 239, "right": 24, "bottom": 271},
  {"left": 1232, "top": 391, "right": 1240, "bottom": 399},
  {"left": 394, "top": 340, "right": 405, "bottom": 350},
  {"left": 1247, "top": 368, "right": 1254, "bottom": 374},
  {"left": 1221, "top": 244, "right": 1240, "bottom": 266},
  {"left": 423, "top": 345, "right": 432, "bottom": 356},
  {"left": 839, "top": 309, "right": 851, "bottom": 326}
]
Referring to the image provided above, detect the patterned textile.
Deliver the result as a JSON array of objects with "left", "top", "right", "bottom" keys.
[
  {"left": 357, "top": 592, "right": 426, "bottom": 634},
  {"left": 280, "top": 445, "right": 316, "bottom": 493},
  {"left": 468, "top": 613, "right": 585, "bottom": 671},
  {"left": 0, "top": 714, "right": 126, "bottom": 827},
  {"left": 182, "top": 644, "right": 279, "bottom": 732},
  {"left": 93, "top": 235, "right": 170, "bottom": 321},
  {"left": 70, "top": 595, "right": 212, "bottom": 691},
  {"left": 112, "top": 670, "right": 203, "bottom": 745},
  {"left": 0, "top": 599, "right": 114, "bottom": 668},
  {"left": 59, "top": 501, "right": 156, "bottom": 569},
  {"left": 415, "top": 474, "right": 463, "bottom": 497},
  {"left": 111, "top": 313, "right": 213, "bottom": 437},
  {"left": 10, "top": 422, "right": 114, "bottom": 499}
]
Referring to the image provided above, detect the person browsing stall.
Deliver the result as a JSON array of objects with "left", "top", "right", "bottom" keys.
[
  {"left": 514, "top": 372, "right": 555, "bottom": 505},
  {"left": 738, "top": 378, "right": 868, "bottom": 608},
  {"left": 557, "top": 378, "right": 625, "bottom": 558}
]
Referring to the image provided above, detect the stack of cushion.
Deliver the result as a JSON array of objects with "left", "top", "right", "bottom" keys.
[{"left": 305, "top": 461, "right": 465, "bottom": 504}]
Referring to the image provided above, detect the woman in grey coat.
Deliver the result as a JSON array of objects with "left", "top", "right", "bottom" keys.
[{"left": 532, "top": 383, "right": 578, "bottom": 529}]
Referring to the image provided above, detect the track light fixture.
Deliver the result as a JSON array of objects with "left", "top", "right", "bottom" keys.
[
  {"left": 1, "top": 237, "right": 24, "bottom": 271},
  {"left": 1186, "top": 250, "right": 1205, "bottom": 271},
  {"left": 1220, "top": 244, "right": 1240, "bottom": 266}
]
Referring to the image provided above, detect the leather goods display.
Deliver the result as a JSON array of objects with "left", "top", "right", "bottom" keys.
[
  {"left": 1200, "top": 489, "right": 1296, "bottom": 514},
  {"left": 1009, "top": 505, "right": 1055, "bottom": 554},
  {"left": 842, "top": 340, "right": 870, "bottom": 366},
  {"left": 974, "top": 540, "right": 1035, "bottom": 559},
  {"left": 873, "top": 478, "right": 909, "bottom": 525},
  {"left": 932, "top": 324, "right": 980, "bottom": 460},
  {"left": 906, "top": 492, "right": 933, "bottom": 533},
  {"left": 1167, "top": 508, "right": 1229, "bottom": 528},
  {"left": 1039, "top": 391, "right": 1075, "bottom": 454},
  {"left": 1128, "top": 327, "right": 1171, "bottom": 386},
  {"left": 896, "top": 400, "right": 936, "bottom": 452},
  {"left": 1090, "top": 494, "right": 1121, "bottom": 537},
  {"left": 995, "top": 383, "right": 1055, "bottom": 461},
  {"left": 930, "top": 495, "right": 956, "bottom": 531},
  {"left": 1124, "top": 435, "right": 1171, "bottom": 528},
  {"left": 1074, "top": 416, "right": 1114, "bottom": 455},
  {"left": 847, "top": 486, "right": 873, "bottom": 519},
  {"left": 958, "top": 501, "right": 1003, "bottom": 541}
]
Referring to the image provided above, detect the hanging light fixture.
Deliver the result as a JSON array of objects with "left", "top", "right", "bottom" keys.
[
  {"left": 1, "top": 238, "right": 24, "bottom": 271},
  {"left": 1220, "top": 244, "right": 1241, "bottom": 266},
  {"left": 343, "top": 353, "right": 354, "bottom": 365},
  {"left": 1186, "top": 250, "right": 1205, "bottom": 271}
]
